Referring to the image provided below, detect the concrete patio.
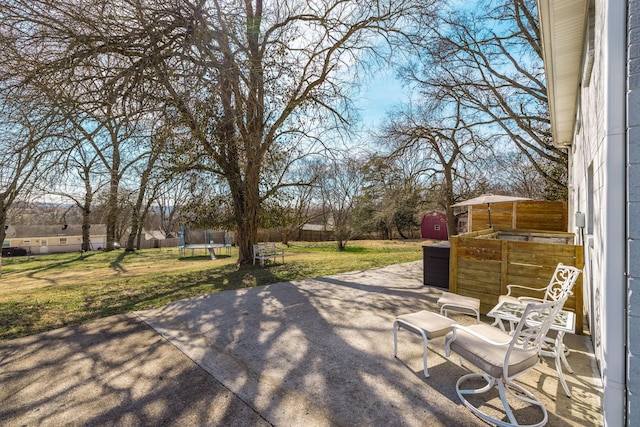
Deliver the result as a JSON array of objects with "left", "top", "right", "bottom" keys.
[{"left": 0, "top": 261, "right": 603, "bottom": 426}]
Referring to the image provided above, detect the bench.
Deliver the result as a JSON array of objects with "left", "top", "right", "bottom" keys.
[{"left": 253, "top": 243, "right": 285, "bottom": 266}]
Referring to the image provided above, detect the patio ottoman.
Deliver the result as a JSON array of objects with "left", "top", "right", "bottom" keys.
[
  {"left": 393, "top": 310, "right": 456, "bottom": 377},
  {"left": 437, "top": 292, "right": 480, "bottom": 322}
]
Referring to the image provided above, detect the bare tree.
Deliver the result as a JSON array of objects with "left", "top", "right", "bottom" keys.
[
  {"left": 256, "top": 159, "right": 322, "bottom": 244},
  {"left": 381, "top": 98, "right": 490, "bottom": 237},
  {"left": 47, "top": 147, "right": 109, "bottom": 252},
  {"left": 149, "top": 0, "right": 436, "bottom": 263},
  {"left": 317, "top": 156, "right": 365, "bottom": 250},
  {"left": 59, "top": 102, "right": 155, "bottom": 250},
  {"left": 278, "top": 180, "right": 320, "bottom": 245},
  {"left": 485, "top": 151, "right": 547, "bottom": 198},
  {"left": 122, "top": 124, "right": 170, "bottom": 251},
  {"left": 2, "top": 0, "right": 437, "bottom": 262},
  {"left": 1, "top": 0, "right": 169, "bottom": 251},
  {"left": 0, "top": 88, "right": 62, "bottom": 274},
  {"left": 402, "top": 0, "right": 566, "bottom": 192},
  {"left": 355, "top": 152, "right": 427, "bottom": 240},
  {"left": 154, "top": 173, "right": 197, "bottom": 239}
]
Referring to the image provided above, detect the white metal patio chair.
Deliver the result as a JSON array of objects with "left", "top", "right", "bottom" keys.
[
  {"left": 445, "top": 298, "right": 566, "bottom": 427},
  {"left": 494, "top": 263, "right": 580, "bottom": 332},
  {"left": 498, "top": 263, "right": 581, "bottom": 307},
  {"left": 494, "top": 263, "right": 581, "bottom": 389}
]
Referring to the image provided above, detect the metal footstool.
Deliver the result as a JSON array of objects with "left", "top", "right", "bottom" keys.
[
  {"left": 393, "top": 310, "right": 456, "bottom": 377},
  {"left": 437, "top": 292, "right": 480, "bottom": 322}
]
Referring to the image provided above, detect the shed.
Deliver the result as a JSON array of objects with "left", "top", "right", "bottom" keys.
[{"left": 421, "top": 211, "right": 448, "bottom": 240}]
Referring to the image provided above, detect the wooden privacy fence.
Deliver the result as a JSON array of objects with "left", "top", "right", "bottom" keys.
[
  {"left": 469, "top": 201, "right": 567, "bottom": 232},
  {"left": 138, "top": 237, "right": 180, "bottom": 250},
  {"left": 449, "top": 228, "right": 584, "bottom": 333}
]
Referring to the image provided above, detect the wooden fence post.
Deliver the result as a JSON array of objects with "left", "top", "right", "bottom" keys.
[
  {"left": 501, "top": 241, "right": 509, "bottom": 294},
  {"left": 449, "top": 235, "right": 459, "bottom": 293}
]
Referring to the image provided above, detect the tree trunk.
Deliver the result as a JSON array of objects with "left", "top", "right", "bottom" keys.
[
  {"left": 136, "top": 227, "right": 143, "bottom": 250},
  {"left": 235, "top": 201, "right": 259, "bottom": 265},
  {"left": 126, "top": 189, "right": 144, "bottom": 251},
  {"left": 126, "top": 209, "right": 139, "bottom": 251},
  {"left": 105, "top": 171, "right": 119, "bottom": 251},
  {"left": 81, "top": 175, "right": 93, "bottom": 252},
  {"left": 442, "top": 163, "right": 458, "bottom": 238},
  {"left": 105, "top": 123, "right": 122, "bottom": 251},
  {"left": 334, "top": 212, "right": 351, "bottom": 251},
  {"left": 228, "top": 163, "right": 260, "bottom": 265},
  {"left": 397, "top": 227, "right": 409, "bottom": 239},
  {"left": 81, "top": 212, "right": 91, "bottom": 252},
  {"left": 136, "top": 198, "right": 154, "bottom": 250},
  {"left": 0, "top": 212, "right": 6, "bottom": 278},
  {"left": 126, "top": 146, "right": 159, "bottom": 251}
]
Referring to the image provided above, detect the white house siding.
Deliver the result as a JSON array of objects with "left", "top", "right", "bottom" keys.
[
  {"left": 3, "top": 236, "right": 108, "bottom": 254},
  {"left": 628, "top": 0, "right": 640, "bottom": 423},
  {"left": 571, "top": 0, "right": 605, "bottom": 374},
  {"left": 570, "top": 0, "right": 628, "bottom": 425}
]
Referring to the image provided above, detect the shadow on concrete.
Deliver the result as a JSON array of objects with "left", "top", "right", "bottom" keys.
[
  {"left": 137, "top": 262, "right": 603, "bottom": 426},
  {"left": 0, "top": 261, "right": 603, "bottom": 426},
  {"left": 0, "top": 314, "right": 268, "bottom": 426}
]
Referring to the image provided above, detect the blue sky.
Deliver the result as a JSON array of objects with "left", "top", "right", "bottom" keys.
[{"left": 355, "top": 68, "right": 409, "bottom": 130}]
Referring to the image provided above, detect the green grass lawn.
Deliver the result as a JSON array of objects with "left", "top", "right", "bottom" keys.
[{"left": 0, "top": 240, "right": 427, "bottom": 341}]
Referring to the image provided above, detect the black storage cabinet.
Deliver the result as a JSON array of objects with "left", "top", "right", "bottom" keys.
[{"left": 422, "top": 241, "right": 450, "bottom": 288}]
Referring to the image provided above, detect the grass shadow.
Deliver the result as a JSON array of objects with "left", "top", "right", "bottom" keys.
[
  {"left": 13, "top": 253, "right": 98, "bottom": 276},
  {"left": 0, "top": 262, "right": 289, "bottom": 340},
  {"left": 108, "top": 250, "right": 129, "bottom": 273}
]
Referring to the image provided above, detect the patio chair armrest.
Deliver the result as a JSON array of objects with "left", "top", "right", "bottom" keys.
[
  {"left": 445, "top": 324, "right": 510, "bottom": 357},
  {"left": 517, "top": 296, "right": 545, "bottom": 304},
  {"left": 518, "top": 290, "right": 573, "bottom": 304},
  {"left": 505, "top": 284, "right": 547, "bottom": 296}
]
